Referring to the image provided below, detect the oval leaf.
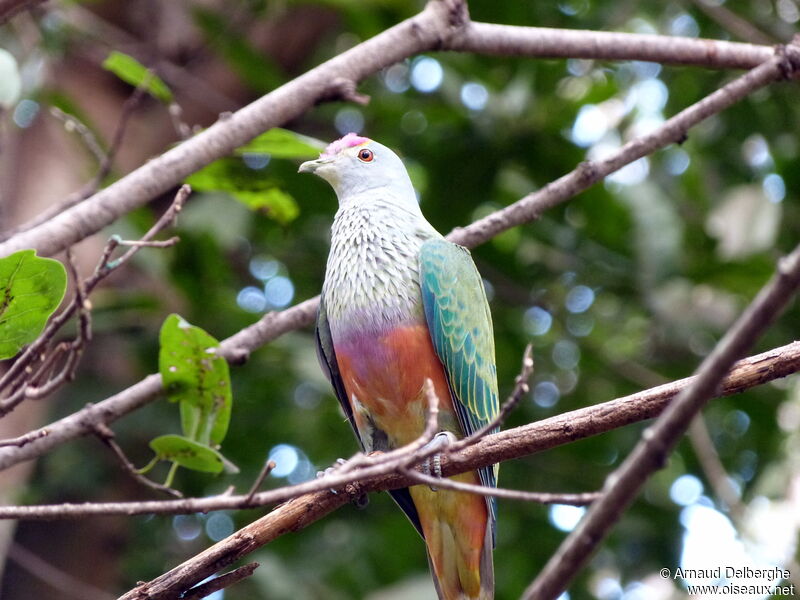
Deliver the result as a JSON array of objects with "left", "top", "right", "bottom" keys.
[
  {"left": 235, "top": 128, "right": 325, "bottom": 159},
  {"left": 102, "top": 51, "right": 173, "bottom": 103},
  {"left": 0, "top": 250, "right": 67, "bottom": 359},
  {"left": 149, "top": 434, "right": 226, "bottom": 474},
  {"left": 159, "top": 314, "right": 232, "bottom": 446},
  {"left": 185, "top": 158, "right": 300, "bottom": 224}
]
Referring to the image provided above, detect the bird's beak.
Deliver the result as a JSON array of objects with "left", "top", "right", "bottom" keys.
[{"left": 298, "top": 158, "right": 329, "bottom": 174}]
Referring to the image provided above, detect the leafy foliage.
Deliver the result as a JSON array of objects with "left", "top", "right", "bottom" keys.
[
  {"left": 236, "top": 128, "right": 325, "bottom": 158},
  {"left": 184, "top": 129, "right": 321, "bottom": 224},
  {"left": 102, "top": 51, "right": 173, "bottom": 103},
  {"left": 3, "top": 2, "right": 800, "bottom": 600},
  {"left": 152, "top": 314, "right": 235, "bottom": 479},
  {"left": 0, "top": 250, "right": 66, "bottom": 359},
  {"left": 149, "top": 434, "right": 229, "bottom": 474}
]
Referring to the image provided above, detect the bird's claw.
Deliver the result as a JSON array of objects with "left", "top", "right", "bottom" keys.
[
  {"left": 316, "top": 458, "right": 369, "bottom": 508},
  {"left": 421, "top": 431, "right": 456, "bottom": 491},
  {"left": 316, "top": 458, "right": 348, "bottom": 494}
]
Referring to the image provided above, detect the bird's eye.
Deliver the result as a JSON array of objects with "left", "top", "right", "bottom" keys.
[{"left": 357, "top": 148, "right": 374, "bottom": 162}]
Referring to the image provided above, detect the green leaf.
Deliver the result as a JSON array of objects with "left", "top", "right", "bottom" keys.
[
  {"left": 149, "top": 435, "right": 226, "bottom": 474},
  {"left": 185, "top": 158, "right": 300, "bottom": 224},
  {"left": 236, "top": 128, "right": 324, "bottom": 159},
  {"left": 102, "top": 51, "right": 173, "bottom": 103},
  {"left": 0, "top": 250, "right": 67, "bottom": 360},
  {"left": 230, "top": 189, "right": 299, "bottom": 225},
  {"left": 158, "top": 314, "right": 232, "bottom": 446},
  {"left": 184, "top": 159, "right": 249, "bottom": 193}
]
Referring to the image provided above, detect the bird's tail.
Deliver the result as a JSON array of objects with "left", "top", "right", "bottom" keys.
[{"left": 411, "top": 473, "right": 495, "bottom": 599}]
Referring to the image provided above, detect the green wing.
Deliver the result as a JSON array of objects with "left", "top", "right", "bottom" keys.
[{"left": 419, "top": 239, "right": 499, "bottom": 515}]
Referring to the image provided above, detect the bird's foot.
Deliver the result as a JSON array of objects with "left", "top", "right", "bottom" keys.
[
  {"left": 316, "top": 458, "right": 347, "bottom": 494},
  {"left": 420, "top": 431, "right": 457, "bottom": 491},
  {"left": 316, "top": 458, "right": 369, "bottom": 508}
]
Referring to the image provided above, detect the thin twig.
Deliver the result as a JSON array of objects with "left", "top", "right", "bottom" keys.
[
  {"left": 329, "top": 378, "right": 441, "bottom": 479},
  {"left": 687, "top": 0, "right": 775, "bottom": 46},
  {"left": 400, "top": 467, "right": 600, "bottom": 506},
  {"left": 2, "top": 336, "right": 800, "bottom": 521},
  {"left": 0, "top": 27, "right": 789, "bottom": 463},
  {"left": 0, "top": 427, "right": 49, "bottom": 447},
  {"left": 106, "top": 236, "right": 180, "bottom": 249},
  {"left": 0, "top": 186, "right": 189, "bottom": 415},
  {"left": 49, "top": 107, "right": 106, "bottom": 164},
  {"left": 244, "top": 460, "right": 276, "bottom": 502},
  {"left": 688, "top": 415, "right": 744, "bottom": 517},
  {"left": 0, "top": 6, "right": 795, "bottom": 493},
  {"left": 91, "top": 422, "right": 183, "bottom": 498},
  {"left": 449, "top": 41, "right": 800, "bottom": 249},
  {"left": 111, "top": 338, "right": 800, "bottom": 599}
]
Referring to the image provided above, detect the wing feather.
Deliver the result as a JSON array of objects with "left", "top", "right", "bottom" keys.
[{"left": 419, "top": 239, "right": 500, "bottom": 530}]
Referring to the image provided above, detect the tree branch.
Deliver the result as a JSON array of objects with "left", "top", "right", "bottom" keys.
[
  {"left": 0, "top": 30, "right": 791, "bottom": 470},
  {"left": 104, "top": 336, "right": 799, "bottom": 600},
  {"left": 449, "top": 21, "right": 773, "bottom": 68},
  {"left": 178, "top": 563, "right": 258, "bottom": 600},
  {"left": 117, "top": 490, "right": 347, "bottom": 600},
  {"left": 0, "top": 0, "right": 778, "bottom": 259},
  {"left": 448, "top": 42, "right": 798, "bottom": 248},
  {"left": 522, "top": 247, "right": 800, "bottom": 598},
  {"left": 0, "top": 339, "right": 798, "bottom": 520},
  {"left": 0, "top": 0, "right": 469, "bottom": 258}
]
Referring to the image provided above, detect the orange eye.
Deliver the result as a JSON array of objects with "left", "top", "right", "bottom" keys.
[{"left": 357, "top": 148, "right": 374, "bottom": 162}]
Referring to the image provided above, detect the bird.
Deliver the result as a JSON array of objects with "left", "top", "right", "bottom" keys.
[{"left": 300, "top": 133, "right": 499, "bottom": 600}]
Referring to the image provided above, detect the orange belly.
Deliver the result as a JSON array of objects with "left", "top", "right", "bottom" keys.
[
  {"left": 334, "top": 323, "right": 490, "bottom": 598},
  {"left": 334, "top": 323, "right": 458, "bottom": 446}
]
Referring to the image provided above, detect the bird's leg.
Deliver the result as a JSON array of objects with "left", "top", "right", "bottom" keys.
[{"left": 420, "top": 431, "right": 457, "bottom": 491}]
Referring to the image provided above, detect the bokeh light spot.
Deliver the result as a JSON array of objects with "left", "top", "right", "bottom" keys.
[
  {"left": 565, "top": 285, "right": 595, "bottom": 314},
  {"left": 410, "top": 57, "right": 443, "bottom": 93},
  {"left": 670, "top": 474, "right": 703, "bottom": 506},
  {"left": 264, "top": 276, "right": 294, "bottom": 309},
  {"left": 533, "top": 381, "right": 560, "bottom": 408},
  {"left": 460, "top": 82, "right": 489, "bottom": 111},
  {"left": 205, "top": 512, "right": 234, "bottom": 542},
  {"left": 13, "top": 99, "right": 39, "bottom": 128},
  {"left": 237, "top": 286, "right": 266, "bottom": 313},
  {"left": 269, "top": 444, "right": 299, "bottom": 478},
  {"left": 549, "top": 504, "right": 586, "bottom": 532},
  {"left": 524, "top": 306, "right": 552, "bottom": 336},
  {"left": 334, "top": 108, "right": 364, "bottom": 135},
  {"left": 173, "top": 514, "right": 203, "bottom": 541}
]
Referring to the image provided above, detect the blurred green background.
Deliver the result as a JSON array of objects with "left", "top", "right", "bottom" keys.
[{"left": 0, "top": 1, "right": 799, "bottom": 599}]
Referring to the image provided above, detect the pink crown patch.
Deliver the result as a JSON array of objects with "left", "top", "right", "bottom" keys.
[{"left": 321, "top": 133, "right": 370, "bottom": 159}]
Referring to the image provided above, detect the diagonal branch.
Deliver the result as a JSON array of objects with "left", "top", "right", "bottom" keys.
[
  {"left": 0, "top": 0, "right": 470, "bottom": 258},
  {"left": 522, "top": 244, "right": 800, "bottom": 597},
  {"left": 108, "top": 339, "right": 800, "bottom": 600},
  {"left": 0, "top": 34, "right": 796, "bottom": 471},
  {"left": 1, "top": 339, "right": 799, "bottom": 520},
  {"left": 0, "top": 0, "right": 779, "bottom": 259},
  {"left": 448, "top": 42, "right": 800, "bottom": 248}
]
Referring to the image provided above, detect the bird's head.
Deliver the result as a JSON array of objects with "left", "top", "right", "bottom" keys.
[{"left": 299, "top": 133, "right": 416, "bottom": 203}]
